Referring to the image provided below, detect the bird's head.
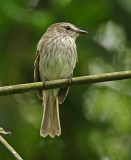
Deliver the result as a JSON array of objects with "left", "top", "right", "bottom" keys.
[{"left": 45, "top": 22, "right": 88, "bottom": 40}]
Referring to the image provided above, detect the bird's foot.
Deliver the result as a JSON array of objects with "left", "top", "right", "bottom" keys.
[
  {"left": 43, "top": 78, "right": 49, "bottom": 87},
  {"left": 67, "top": 75, "right": 73, "bottom": 85}
]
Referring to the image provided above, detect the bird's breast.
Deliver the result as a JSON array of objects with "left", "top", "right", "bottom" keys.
[{"left": 39, "top": 36, "right": 77, "bottom": 80}]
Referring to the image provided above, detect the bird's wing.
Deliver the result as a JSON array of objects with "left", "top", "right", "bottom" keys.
[
  {"left": 34, "top": 50, "right": 42, "bottom": 99},
  {"left": 58, "top": 87, "right": 70, "bottom": 104},
  {"left": 58, "top": 73, "right": 73, "bottom": 104}
]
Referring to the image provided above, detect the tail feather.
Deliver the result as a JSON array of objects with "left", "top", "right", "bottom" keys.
[{"left": 40, "top": 90, "right": 61, "bottom": 138}]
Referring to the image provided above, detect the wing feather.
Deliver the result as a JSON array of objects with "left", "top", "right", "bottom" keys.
[{"left": 34, "top": 50, "right": 42, "bottom": 99}]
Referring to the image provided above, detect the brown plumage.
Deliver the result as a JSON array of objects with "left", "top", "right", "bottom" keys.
[{"left": 34, "top": 22, "right": 87, "bottom": 138}]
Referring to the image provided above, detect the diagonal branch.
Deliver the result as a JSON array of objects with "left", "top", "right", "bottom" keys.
[
  {"left": 0, "top": 70, "right": 131, "bottom": 96},
  {"left": 0, "top": 128, "right": 23, "bottom": 160}
]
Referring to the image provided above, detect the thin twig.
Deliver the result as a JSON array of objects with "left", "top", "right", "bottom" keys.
[
  {"left": 0, "top": 127, "right": 11, "bottom": 135},
  {"left": 0, "top": 128, "right": 23, "bottom": 160},
  {"left": 0, "top": 70, "right": 131, "bottom": 96}
]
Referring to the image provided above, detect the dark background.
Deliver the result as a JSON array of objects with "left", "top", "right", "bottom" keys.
[{"left": 0, "top": 0, "right": 131, "bottom": 159}]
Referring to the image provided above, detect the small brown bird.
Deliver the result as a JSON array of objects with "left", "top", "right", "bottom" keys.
[{"left": 34, "top": 22, "right": 87, "bottom": 138}]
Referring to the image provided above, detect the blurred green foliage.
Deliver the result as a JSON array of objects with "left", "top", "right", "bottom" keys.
[{"left": 0, "top": 0, "right": 131, "bottom": 160}]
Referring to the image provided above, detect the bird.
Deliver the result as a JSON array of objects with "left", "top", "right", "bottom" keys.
[{"left": 34, "top": 22, "right": 87, "bottom": 138}]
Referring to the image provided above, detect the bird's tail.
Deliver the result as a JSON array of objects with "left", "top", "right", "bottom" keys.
[{"left": 40, "top": 90, "right": 61, "bottom": 138}]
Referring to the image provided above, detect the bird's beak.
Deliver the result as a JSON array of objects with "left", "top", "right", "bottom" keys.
[{"left": 76, "top": 29, "right": 88, "bottom": 34}]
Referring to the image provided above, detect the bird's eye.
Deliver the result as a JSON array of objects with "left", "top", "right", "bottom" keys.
[{"left": 65, "top": 26, "right": 71, "bottom": 30}]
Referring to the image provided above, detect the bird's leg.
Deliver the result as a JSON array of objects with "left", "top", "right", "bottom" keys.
[
  {"left": 43, "top": 78, "right": 49, "bottom": 87},
  {"left": 67, "top": 75, "right": 73, "bottom": 85}
]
